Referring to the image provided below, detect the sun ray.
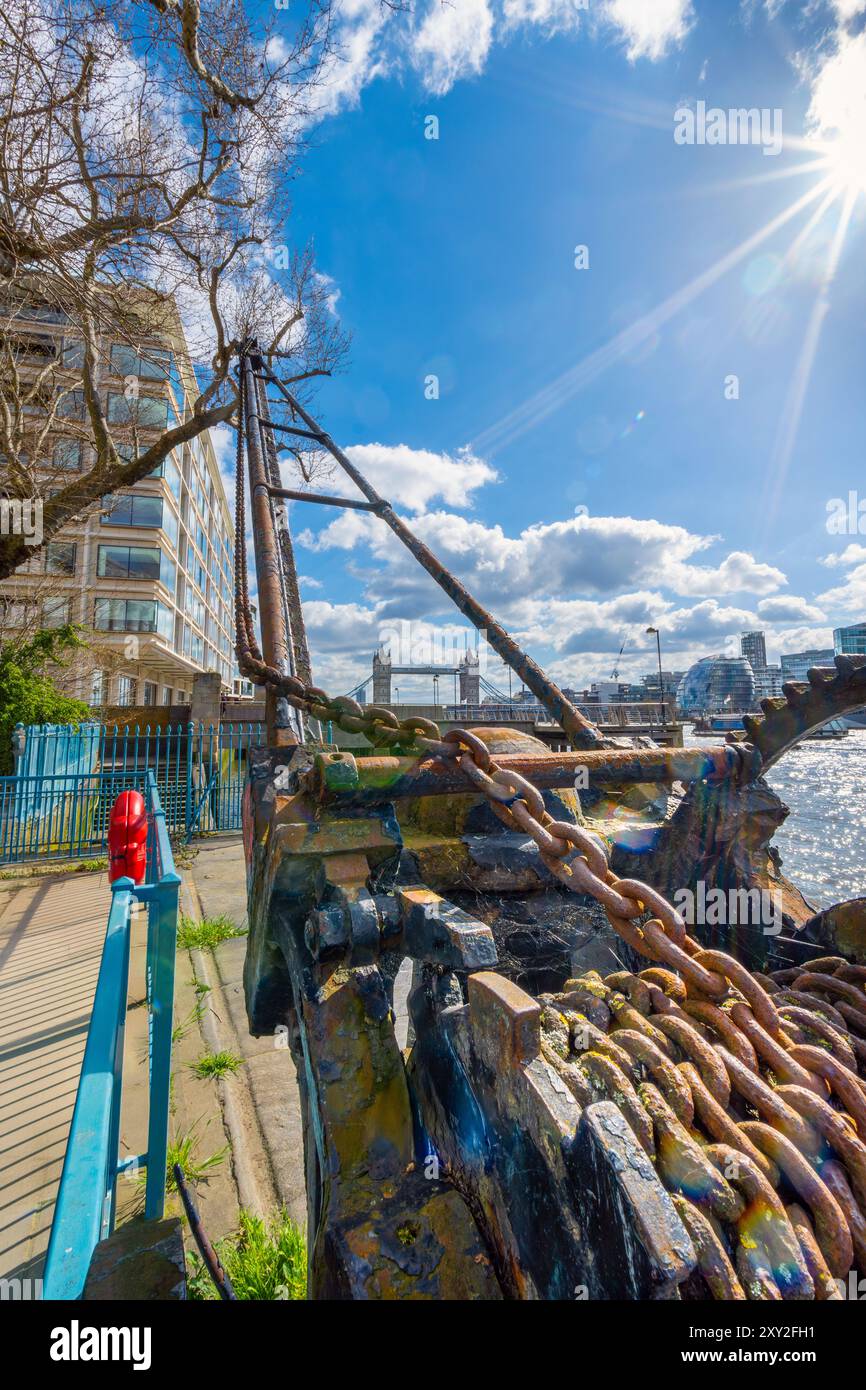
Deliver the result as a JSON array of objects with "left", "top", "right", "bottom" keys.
[
  {"left": 763, "top": 186, "right": 858, "bottom": 529},
  {"left": 671, "top": 159, "right": 832, "bottom": 199},
  {"left": 473, "top": 177, "right": 836, "bottom": 456}
]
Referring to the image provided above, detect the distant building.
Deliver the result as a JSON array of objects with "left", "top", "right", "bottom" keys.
[
  {"left": 641, "top": 670, "right": 684, "bottom": 698},
  {"left": 740, "top": 631, "right": 768, "bottom": 670},
  {"left": 834, "top": 623, "right": 866, "bottom": 656},
  {"left": 752, "top": 665, "right": 783, "bottom": 701},
  {"left": 590, "top": 680, "right": 626, "bottom": 704},
  {"left": 676, "top": 656, "right": 755, "bottom": 714},
  {"left": 780, "top": 649, "right": 835, "bottom": 683},
  {"left": 740, "top": 631, "right": 781, "bottom": 705}
]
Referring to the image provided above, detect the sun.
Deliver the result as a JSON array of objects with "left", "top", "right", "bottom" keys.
[{"left": 821, "top": 133, "right": 866, "bottom": 197}]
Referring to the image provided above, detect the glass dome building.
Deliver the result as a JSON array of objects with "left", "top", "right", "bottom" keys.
[{"left": 676, "top": 656, "right": 756, "bottom": 715}]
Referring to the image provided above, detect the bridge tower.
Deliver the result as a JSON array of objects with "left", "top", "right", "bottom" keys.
[
  {"left": 459, "top": 650, "right": 480, "bottom": 704},
  {"left": 372, "top": 647, "right": 392, "bottom": 704}
]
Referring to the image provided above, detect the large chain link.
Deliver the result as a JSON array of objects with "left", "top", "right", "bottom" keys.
[{"left": 443, "top": 728, "right": 866, "bottom": 1302}]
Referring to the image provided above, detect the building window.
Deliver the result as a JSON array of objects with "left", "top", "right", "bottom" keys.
[
  {"left": 101, "top": 493, "right": 164, "bottom": 528},
  {"left": 42, "top": 596, "right": 70, "bottom": 627},
  {"left": 62, "top": 339, "right": 85, "bottom": 369},
  {"left": 109, "top": 343, "right": 171, "bottom": 382},
  {"left": 93, "top": 597, "right": 157, "bottom": 632},
  {"left": 162, "top": 686, "right": 173, "bottom": 706},
  {"left": 45, "top": 541, "right": 76, "bottom": 575},
  {"left": 90, "top": 671, "right": 106, "bottom": 706},
  {"left": 97, "top": 543, "right": 161, "bottom": 580},
  {"left": 52, "top": 439, "right": 83, "bottom": 471},
  {"left": 2, "top": 599, "right": 36, "bottom": 628},
  {"left": 176, "top": 689, "right": 188, "bottom": 704},
  {"left": 106, "top": 391, "right": 169, "bottom": 430},
  {"left": 143, "top": 681, "right": 157, "bottom": 707},
  {"left": 148, "top": 455, "right": 180, "bottom": 500},
  {"left": 56, "top": 388, "right": 87, "bottom": 420},
  {"left": 15, "top": 303, "right": 70, "bottom": 324},
  {"left": 156, "top": 602, "right": 174, "bottom": 641},
  {"left": 117, "top": 675, "right": 137, "bottom": 707},
  {"left": 7, "top": 332, "right": 57, "bottom": 363}
]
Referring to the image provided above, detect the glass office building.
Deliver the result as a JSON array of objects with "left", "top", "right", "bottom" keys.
[{"left": 676, "top": 656, "right": 756, "bottom": 714}]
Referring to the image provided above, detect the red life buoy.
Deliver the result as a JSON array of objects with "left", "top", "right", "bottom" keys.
[{"left": 108, "top": 790, "right": 148, "bottom": 885}]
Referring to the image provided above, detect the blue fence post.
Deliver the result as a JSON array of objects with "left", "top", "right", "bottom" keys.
[
  {"left": 43, "top": 770, "right": 181, "bottom": 1298},
  {"left": 144, "top": 771, "right": 180, "bottom": 1221},
  {"left": 185, "top": 721, "right": 194, "bottom": 842},
  {"left": 42, "top": 878, "right": 136, "bottom": 1300}
]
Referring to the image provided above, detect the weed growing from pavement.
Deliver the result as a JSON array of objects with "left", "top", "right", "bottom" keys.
[
  {"left": 161, "top": 1123, "right": 228, "bottom": 1191},
  {"left": 186, "top": 1209, "right": 307, "bottom": 1300},
  {"left": 177, "top": 912, "right": 246, "bottom": 951},
  {"left": 191, "top": 1050, "right": 244, "bottom": 1080}
]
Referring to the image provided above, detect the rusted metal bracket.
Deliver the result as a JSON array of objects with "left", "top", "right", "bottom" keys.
[
  {"left": 304, "top": 742, "right": 763, "bottom": 806},
  {"left": 266, "top": 486, "right": 383, "bottom": 512}
]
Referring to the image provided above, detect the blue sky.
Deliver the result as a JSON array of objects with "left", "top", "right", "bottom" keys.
[{"left": 232, "top": 0, "right": 866, "bottom": 699}]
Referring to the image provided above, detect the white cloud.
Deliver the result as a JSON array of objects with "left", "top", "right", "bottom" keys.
[
  {"left": 502, "top": 0, "right": 586, "bottom": 31},
  {"left": 816, "top": 561, "right": 866, "bottom": 615},
  {"left": 805, "top": 27, "right": 866, "bottom": 158},
  {"left": 830, "top": 0, "right": 866, "bottom": 22},
  {"left": 319, "top": 0, "right": 695, "bottom": 114},
  {"left": 317, "top": 442, "right": 498, "bottom": 512},
  {"left": 765, "top": 625, "right": 836, "bottom": 660},
  {"left": 757, "top": 595, "right": 827, "bottom": 623},
  {"left": 411, "top": 0, "right": 495, "bottom": 96},
  {"left": 599, "top": 0, "right": 695, "bottom": 63},
  {"left": 301, "top": 502, "right": 787, "bottom": 618},
  {"left": 314, "top": 0, "right": 392, "bottom": 116},
  {"left": 210, "top": 423, "right": 236, "bottom": 488},
  {"left": 665, "top": 549, "right": 786, "bottom": 598},
  {"left": 822, "top": 544, "right": 866, "bottom": 567}
]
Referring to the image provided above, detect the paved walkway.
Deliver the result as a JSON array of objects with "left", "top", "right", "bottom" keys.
[{"left": 0, "top": 873, "right": 109, "bottom": 1284}]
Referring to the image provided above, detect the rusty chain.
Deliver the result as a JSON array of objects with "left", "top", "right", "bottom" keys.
[{"left": 434, "top": 728, "right": 866, "bottom": 1301}]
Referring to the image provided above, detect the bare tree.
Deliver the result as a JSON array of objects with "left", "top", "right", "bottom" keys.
[{"left": 0, "top": 0, "right": 351, "bottom": 580}]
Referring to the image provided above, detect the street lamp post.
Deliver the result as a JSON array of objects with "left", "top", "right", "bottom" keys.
[{"left": 646, "top": 627, "right": 667, "bottom": 731}]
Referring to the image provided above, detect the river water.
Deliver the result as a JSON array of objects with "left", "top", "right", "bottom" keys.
[{"left": 686, "top": 725, "right": 866, "bottom": 912}]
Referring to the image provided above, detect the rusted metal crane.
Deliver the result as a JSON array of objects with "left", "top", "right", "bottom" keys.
[{"left": 234, "top": 341, "right": 866, "bottom": 1301}]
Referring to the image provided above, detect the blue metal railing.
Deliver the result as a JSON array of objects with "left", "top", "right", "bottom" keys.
[
  {"left": 42, "top": 771, "right": 181, "bottom": 1300},
  {"left": 0, "top": 721, "right": 265, "bottom": 864}
]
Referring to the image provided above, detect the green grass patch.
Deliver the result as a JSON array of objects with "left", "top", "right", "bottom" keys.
[
  {"left": 187, "top": 1209, "right": 307, "bottom": 1301},
  {"left": 190, "top": 1050, "right": 243, "bottom": 1080},
  {"left": 163, "top": 1123, "right": 228, "bottom": 1191},
  {"left": 177, "top": 913, "right": 246, "bottom": 951}
]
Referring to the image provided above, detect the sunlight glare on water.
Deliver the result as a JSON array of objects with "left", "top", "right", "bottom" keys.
[{"left": 684, "top": 727, "right": 866, "bottom": 912}]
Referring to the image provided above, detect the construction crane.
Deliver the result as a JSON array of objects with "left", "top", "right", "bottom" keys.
[{"left": 611, "top": 634, "right": 630, "bottom": 680}]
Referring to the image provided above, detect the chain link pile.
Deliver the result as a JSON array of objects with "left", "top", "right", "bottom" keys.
[{"left": 443, "top": 726, "right": 866, "bottom": 1301}]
